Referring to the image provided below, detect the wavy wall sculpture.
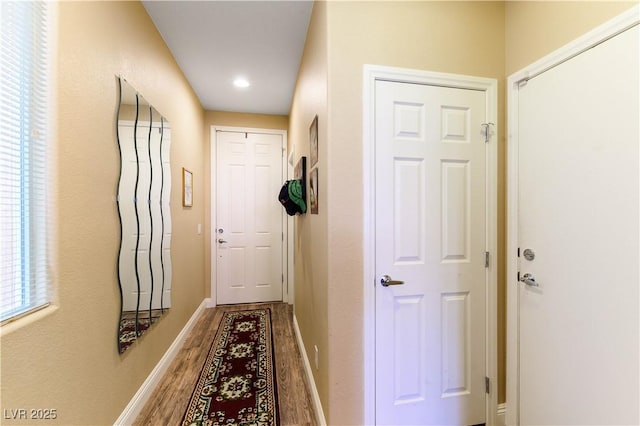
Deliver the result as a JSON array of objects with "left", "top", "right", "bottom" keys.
[{"left": 116, "top": 78, "right": 172, "bottom": 354}]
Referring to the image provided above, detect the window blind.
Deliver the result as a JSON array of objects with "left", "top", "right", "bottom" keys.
[{"left": 0, "top": 1, "right": 51, "bottom": 323}]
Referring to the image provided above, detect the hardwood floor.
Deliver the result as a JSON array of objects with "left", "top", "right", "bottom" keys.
[{"left": 134, "top": 303, "right": 317, "bottom": 426}]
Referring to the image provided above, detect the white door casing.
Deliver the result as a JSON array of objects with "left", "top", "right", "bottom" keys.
[
  {"left": 507, "top": 8, "right": 639, "bottom": 425},
  {"left": 364, "top": 67, "right": 498, "bottom": 426},
  {"left": 214, "top": 129, "right": 286, "bottom": 305}
]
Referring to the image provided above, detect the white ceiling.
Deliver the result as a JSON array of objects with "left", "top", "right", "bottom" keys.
[{"left": 142, "top": 1, "right": 313, "bottom": 116}]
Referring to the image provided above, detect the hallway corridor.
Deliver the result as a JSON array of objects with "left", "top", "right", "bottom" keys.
[{"left": 134, "top": 303, "right": 317, "bottom": 425}]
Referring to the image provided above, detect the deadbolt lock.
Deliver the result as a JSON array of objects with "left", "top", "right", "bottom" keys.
[{"left": 523, "top": 248, "right": 535, "bottom": 261}]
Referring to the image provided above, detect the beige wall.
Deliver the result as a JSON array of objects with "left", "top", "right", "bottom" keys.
[
  {"left": 0, "top": 2, "right": 206, "bottom": 424},
  {"left": 320, "top": 2, "right": 506, "bottom": 422},
  {"left": 506, "top": 1, "right": 637, "bottom": 75},
  {"left": 204, "top": 111, "right": 288, "bottom": 131},
  {"left": 3, "top": 2, "right": 636, "bottom": 425},
  {"left": 202, "top": 111, "right": 288, "bottom": 300},
  {"left": 288, "top": 0, "right": 331, "bottom": 416}
]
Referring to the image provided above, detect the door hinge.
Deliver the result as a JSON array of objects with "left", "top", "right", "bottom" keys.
[
  {"left": 485, "top": 376, "right": 490, "bottom": 394},
  {"left": 282, "top": 232, "right": 284, "bottom": 242},
  {"left": 517, "top": 271, "right": 521, "bottom": 282},
  {"left": 481, "top": 122, "right": 495, "bottom": 143},
  {"left": 484, "top": 251, "right": 490, "bottom": 268},
  {"left": 282, "top": 274, "right": 284, "bottom": 284},
  {"left": 517, "top": 247, "right": 521, "bottom": 257}
]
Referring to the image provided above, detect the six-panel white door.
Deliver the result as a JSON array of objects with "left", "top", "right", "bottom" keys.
[
  {"left": 516, "top": 25, "right": 639, "bottom": 425},
  {"left": 375, "top": 80, "right": 487, "bottom": 425},
  {"left": 216, "top": 131, "right": 284, "bottom": 305}
]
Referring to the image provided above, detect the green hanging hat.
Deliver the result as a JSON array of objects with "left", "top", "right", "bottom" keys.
[{"left": 288, "top": 180, "right": 306, "bottom": 213}]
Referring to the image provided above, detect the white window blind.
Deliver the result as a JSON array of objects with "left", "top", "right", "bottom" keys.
[{"left": 0, "top": 1, "right": 51, "bottom": 323}]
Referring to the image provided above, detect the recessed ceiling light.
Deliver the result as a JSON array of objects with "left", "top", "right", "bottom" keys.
[{"left": 233, "top": 78, "right": 250, "bottom": 88}]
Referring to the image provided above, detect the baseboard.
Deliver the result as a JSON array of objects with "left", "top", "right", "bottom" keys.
[
  {"left": 497, "top": 403, "right": 506, "bottom": 426},
  {"left": 114, "top": 299, "right": 208, "bottom": 425},
  {"left": 292, "top": 314, "right": 327, "bottom": 426}
]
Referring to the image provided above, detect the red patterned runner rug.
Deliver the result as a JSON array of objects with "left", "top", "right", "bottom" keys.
[{"left": 182, "top": 308, "right": 279, "bottom": 426}]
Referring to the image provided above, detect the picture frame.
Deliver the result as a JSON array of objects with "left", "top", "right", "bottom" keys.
[
  {"left": 309, "top": 115, "right": 318, "bottom": 167},
  {"left": 310, "top": 167, "right": 318, "bottom": 214},
  {"left": 182, "top": 168, "right": 193, "bottom": 207},
  {"left": 294, "top": 156, "right": 307, "bottom": 213}
]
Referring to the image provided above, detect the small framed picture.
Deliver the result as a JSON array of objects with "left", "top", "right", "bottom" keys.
[
  {"left": 182, "top": 168, "right": 193, "bottom": 207},
  {"left": 310, "top": 167, "right": 318, "bottom": 214},
  {"left": 309, "top": 115, "right": 318, "bottom": 167}
]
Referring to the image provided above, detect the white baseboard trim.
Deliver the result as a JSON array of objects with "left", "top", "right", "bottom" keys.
[
  {"left": 114, "top": 299, "right": 208, "bottom": 425},
  {"left": 205, "top": 297, "right": 215, "bottom": 308},
  {"left": 497, "top": 403, "right": 506, "bottom": 426},
  {"left": 292, "top": 314, "right": 327, "bottom": 426}
]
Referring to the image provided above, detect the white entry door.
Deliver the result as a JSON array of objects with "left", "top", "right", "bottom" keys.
[
  {"left": 375, "top": 79, "right": 489, "bottom": 425},
  {"left": 513, "top": 24, "right": 639, "bottom": 425},
  {"left": 216, "top": 130, "right": 284, "bottom": 305}
]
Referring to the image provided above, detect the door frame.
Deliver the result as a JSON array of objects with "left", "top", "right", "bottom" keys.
[
  {"left": 363, "top": 65, "right": 498, "bottom": 425},
  {"left": 209, "top": 126, "right": 289, "bottom": 307},
  {"left": 506, "top": 6, "right": 639, "bottom": 425}
]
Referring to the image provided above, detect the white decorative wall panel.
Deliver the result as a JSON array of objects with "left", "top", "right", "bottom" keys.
[
  {"left": 255, "top": 246, "right": 271, "bottom": 287},
  {"left": 394, "top": 102, "right": 426, "bottom": 141},
  {"left": 441, "top": 106, "right": 470, "bottom": 143},
  {"left": 441, "top": 160, "right": 470, "bottom": 262},
  {"left": 393, "top": 295, "right": 426, "bottom": 404},
  {"left": 255, "top": 165, "right": 270, "bottom": 233},
  {"left": 441, "top": 292, "right": 471, "bottom": 397},
  {"left": 394, "top": 158, "right": 425, "bottom": 264},
  {"left": 231, "top": 141, "right": 246, "bottom": 154},
  {"left": 230, "top": 164, "right": 246, "bottom": 234},
  {"left": 255, "top": 142, "right": 270, "bottom": 156},
  {"left": 230, "top": 247, "right": 246, "bottom": 288}
]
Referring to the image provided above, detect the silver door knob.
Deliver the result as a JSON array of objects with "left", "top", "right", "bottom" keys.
[
  {"left": 380, "top": 275, "right": 404, "bottom": 287},
  {"left": 218, "top": 238, "right": 227, "bottom": 244},
  {"left": 520, "top": 272, "right": 538, "bottom": 287}
]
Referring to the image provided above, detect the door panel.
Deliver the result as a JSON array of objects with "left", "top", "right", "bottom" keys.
[
  {"left": 375, "top": 80, "right": 487, "bottom": 425},
  {"left": 517, "top": 25, "right": 639, "bottom": 425},
  {"left": 441, "top": 291, "right": 471, "bottom": 397},
  {"left": 216, "top": 131, "right": 283, "bottom": 304},
  {"left": 441, "top": 160, "right": 470, "bottom": 262}
]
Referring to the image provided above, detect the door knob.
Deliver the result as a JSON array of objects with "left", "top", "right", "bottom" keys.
[
  {"left": 520, "top": 272, "right": 538, "bottom": 287},
  {"left": 218, "top": 238, "right": 228, "bottom": 244},
  {"left": 380, "top": 275, "right": 404, "bottom": 287}
]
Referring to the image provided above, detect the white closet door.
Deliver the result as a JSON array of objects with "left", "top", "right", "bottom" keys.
[{"left": 517, "top": 25, "right": 639, "bottom": 425}]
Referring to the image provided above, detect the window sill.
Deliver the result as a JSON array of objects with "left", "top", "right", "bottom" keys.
[{"left": 0, "top": 304, "right": 59, "bottom": 337}]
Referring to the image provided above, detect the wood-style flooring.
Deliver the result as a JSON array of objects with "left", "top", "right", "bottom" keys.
[{"left": 134, "top": 303, "right": 317, "bottom": 426}]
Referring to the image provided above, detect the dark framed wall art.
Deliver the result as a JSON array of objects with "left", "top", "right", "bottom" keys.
[
  {"left": 310, "top": 167, "right": 318, "bottom": 214},
  {"left": 309, "top": 115, "right": 318, "bottom": 167},
  {"left": 182, "top": 168, "right": 193, "bottom": 207}
]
